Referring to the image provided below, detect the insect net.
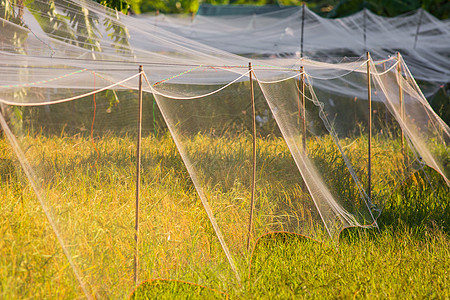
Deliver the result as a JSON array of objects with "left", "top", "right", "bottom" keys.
[
  {"left": 0, "top": 0, "right": 251, "bottom": 296},
  {"left": 146, "top": 6, "right": 450, "bottom": 96},
  {"left": 253, "top": 60, "right": 378, "bottom": 240},
  {"left": 274, "top": 55, "right": 450, "bottom": 217},
  {"left": 1, "top": 0, "right": 449, "bottom": 298},
  {"left": 370, "top": 55, "right": 449, "bottom": 186},
  {"left": 0, "top": 63, "right": 338, "bottom": 298}
]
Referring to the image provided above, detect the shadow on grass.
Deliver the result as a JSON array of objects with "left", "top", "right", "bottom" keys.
[
  {"left": 130, "top": 279, "right": 228, "bottom": 299},
  {"left": 0, "top": 158, "right": 16, "bottom": 182},
  {"left": 340, "top": 166, "right": 449, "bottom": 244},
  {"left": 377, "top": 167, "right": 449, "bottom": 233}
]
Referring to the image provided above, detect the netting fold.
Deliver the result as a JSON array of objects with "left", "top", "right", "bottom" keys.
[{"left": 370, "top": 56, "right": 449, "bottom": 186}]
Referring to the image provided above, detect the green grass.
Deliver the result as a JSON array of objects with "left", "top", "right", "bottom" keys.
[
  {"left": 246, "top": 228, "right": 449, "bottom": 299},
  {"left": 0, "top": 131, "right": 448, "bottom": 299}
]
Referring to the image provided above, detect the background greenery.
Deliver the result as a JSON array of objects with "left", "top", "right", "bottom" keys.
[{"left": 104, "top": 0, "right": 449, "bottom": 19}]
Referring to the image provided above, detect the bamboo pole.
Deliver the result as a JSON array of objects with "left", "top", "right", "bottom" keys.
[
  {"left": 301, "top": 3, "right": 305, "bottom": 58},
  {"left": 413, "top": 9, "right": 424, "bottom": 49},
  {"left": 363, "top": 8, "right": 367, "bottom": 52},
  {"left": 301, "top": 66, "right": 306, "bottom": 153},
  {"left": 247, "top": 62, "right": 257, "bottom": 251},
  {"left": 297, "top": 71, "right": 301, "bottom": 128},
  {"left": 397, "top": 53, "right": 405, "bottom": 161},
  {"left": 134, "top": 65, "right": 143, "bottom": 286},
  {"left": 397, "top": 52, "right": 408, "bottom": 171},
  {"left": 366, "top": 52, "right": 372, "bottom": 200}
]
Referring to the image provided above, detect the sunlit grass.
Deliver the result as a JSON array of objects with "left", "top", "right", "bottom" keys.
[{"left": 0, "top": 132, "right": 448, "bottom": 299}]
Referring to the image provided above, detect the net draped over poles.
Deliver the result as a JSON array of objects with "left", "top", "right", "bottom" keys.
[
  {"left": 145, "top": 5, "right": 450, "bottom": 96},
  {"left": 0, "top": 0, "right": 449, "bottom": 298}
]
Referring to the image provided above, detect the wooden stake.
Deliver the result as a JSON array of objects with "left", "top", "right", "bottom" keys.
[
  {"left": 134, "top": 65, "right": 143, "bottom": 286},
  {"left": 247, "top": 63, "right": 257, "bottom": 251},
  {"left": 366, "top": 52, "right": 372, "bottom": 200},
  {"left": 301, "top": 66, "right": 306, "bottom": 153}
]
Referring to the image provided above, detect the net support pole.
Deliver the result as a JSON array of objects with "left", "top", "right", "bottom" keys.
[
  {"left": 247, "top": 62, "right": 257, "bottom": 251},
  {"left": 297, "top": 71, "right": 301, "bottom": 127},
  {"left": 366, "top": 52, "right": 372, "bottom": 201},
  {"left": 397, "top": 52, "right": 405, "bottom": 168},
  {"left": 300, "top": 3, "right": 305, "bottom": 58},
  {"left": 301, "top": 66, "right": 306, "bottom": 153},
  {"left": 363, "top": 8, "right": 367, "bottom": 52},
  {"left": 413, "top": 9, "right": 424, "bottom": 49},
  {"left": 134, "top": 65, "right": 143, "bottom": 286}
]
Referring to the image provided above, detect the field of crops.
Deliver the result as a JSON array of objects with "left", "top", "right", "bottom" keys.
[{"left": 0, "top": 132, "right": 448, "bottom": 299}]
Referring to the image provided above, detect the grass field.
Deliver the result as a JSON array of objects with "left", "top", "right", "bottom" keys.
[{"left": 0, "top": 130, "right": 448, "bottom": 299}]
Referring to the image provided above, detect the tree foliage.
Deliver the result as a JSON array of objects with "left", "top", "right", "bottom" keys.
[
  {"left": 328, "top": 0, "right": 449, "bottom": 19},
  {"left": 102, "top": 0, "right": 448, "bottom": 19}
]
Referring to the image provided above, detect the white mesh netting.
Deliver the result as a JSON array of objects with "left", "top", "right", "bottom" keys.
[{"left": 1, "top": 0, "right": 449, "bottom": 298}]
